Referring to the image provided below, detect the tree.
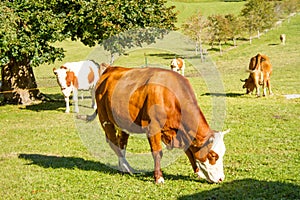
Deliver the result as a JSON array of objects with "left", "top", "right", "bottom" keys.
[
  {"left": 182, "top": 12, "right": 208, "bottom": 61},
  {"left": 207, "top": 15, "right": 229, "bottom": 55},
  {"left": 0, "top": 0, "right": 177, "bottom": 104},
  {"left": 224, "top": 14, "right": 241, "bottom": 47},
  {"left": 240, "top": 0, "right": 276, "bottom": 43}
]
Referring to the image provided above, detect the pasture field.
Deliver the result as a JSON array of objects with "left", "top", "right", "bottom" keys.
[{"left": 1, "top": 1, "right": 300, "bottom": 200}]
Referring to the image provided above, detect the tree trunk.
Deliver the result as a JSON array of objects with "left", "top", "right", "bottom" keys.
[{"left": 1, "top": 58, "right": 40, "bottom": 105}]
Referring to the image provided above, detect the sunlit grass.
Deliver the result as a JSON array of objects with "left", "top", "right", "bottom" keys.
[{"left": 0, "top": 2, "right": 299, "bottom": 200}]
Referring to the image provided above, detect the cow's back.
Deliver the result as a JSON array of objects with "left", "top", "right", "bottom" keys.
[
  {"left": 96, "top": 67, "right": 203, "bottom": 134},
  {"left": 64, "top": 60, "right": 100, "bottom": 89},
  {"left": 260, "top": 54, "right": 272, "bottom": 75}
]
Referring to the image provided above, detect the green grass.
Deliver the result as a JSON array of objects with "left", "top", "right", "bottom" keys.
[
  {"left": 1, "top": 2, "right": 300, "bottom": 200},
  {"left": 167, "top": 0, "right": 245, "bottom": 26}
]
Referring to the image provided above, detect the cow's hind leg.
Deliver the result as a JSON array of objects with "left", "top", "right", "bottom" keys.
[
  {"left": 91, "top": 88, "right": 97, "bottom": 109},
  {"left": 267, "top": 79, "right": 273, "bottom": 95},
  {"left": 101, "top": 121, "right": 134, "bottom": 173},
  {"left": 117, "top": 130, "right": 134, "bottom": 173},
  {"left": 266, "top": 74, "right": 273, "bottom": 96},
  {"left": 147, "top": 131, "right": 164, "bottom": 184},
  {"left": 262, "top": 79, "right": 267, "bottom": 97}
]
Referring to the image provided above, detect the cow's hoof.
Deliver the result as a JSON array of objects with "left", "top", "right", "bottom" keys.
[
  {"left": 92, "top": 105, "right": 97, "bottom": 109},
  {"left": 156, "top": 177, "right": 165, "bottom": 184},
  {"left": 119, "top": 158, "right": 134, "bottom": 174}
]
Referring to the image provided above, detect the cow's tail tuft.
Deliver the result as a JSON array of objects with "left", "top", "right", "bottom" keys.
[{"left": 76, "top": 110, "right": 98, "bottom": 122}]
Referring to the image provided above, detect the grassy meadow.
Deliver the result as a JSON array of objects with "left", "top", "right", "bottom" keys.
[{"left": 1, "top": 1, "right": 299, "bottom": 199}]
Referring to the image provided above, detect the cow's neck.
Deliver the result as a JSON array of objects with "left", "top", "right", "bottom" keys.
[{"left": 185, "top": 108, "right": 213, "bottom": 148}]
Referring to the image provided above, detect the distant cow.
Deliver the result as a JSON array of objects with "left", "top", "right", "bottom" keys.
[
  {"left": 241, "top": 54, "right": 273, "bottom": 97},
  {"left": 170, "top": 58, "right": 185, "bottom": 76},
  {"left": 85, "top": 66, "right": 229, "bottom": 184},
  {"left": 280, "top": 34, "right": 286, "bottom": 45},
  {"left": 53, "top": 61, "right": 107, "bottom": 113}
]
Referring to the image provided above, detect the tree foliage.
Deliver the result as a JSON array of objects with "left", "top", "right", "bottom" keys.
[
  {"left": 207, "top": 15, "right": 229, "bottom": 47},
  {"left": 240, "top": 0, "right": 276, "bottom": 37},
  {"left": 1, "top": 0, "right": 177, "bottom": 67},
  {"left": 182, "top": 12, "right": 207, "bottom": 58},
  {"left": 181, "top": 0, "right": 296, "bottom": 53},
  {"left": 0, "top": 0, "right": 177, "bottom": 104}
]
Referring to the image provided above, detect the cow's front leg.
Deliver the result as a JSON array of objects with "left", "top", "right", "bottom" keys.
[
  {"left": 254, "top": 75, "right": 260, "bottom": 97},
  {"left": 148, "top": 132, "right": 164, "bottom": 183},
  {"left": 64, "top": 96, "right": 70, "bottom": 113},
  {"left": 185, "top": 148, "right": 198, "bottom": 175}
]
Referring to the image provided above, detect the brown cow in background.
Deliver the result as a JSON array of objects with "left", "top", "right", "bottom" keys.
[{"left": 241, "top": 54, "right": 273, "bottom": 97}]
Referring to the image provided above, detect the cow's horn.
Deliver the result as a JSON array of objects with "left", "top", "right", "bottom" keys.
[
  {"left": 240, "top": 79, "right": 246, "bottom": 82},
  {"left": 222, "top": 129, "right": 230, "bottom": 135}
]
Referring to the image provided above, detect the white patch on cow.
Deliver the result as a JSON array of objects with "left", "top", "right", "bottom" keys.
[
  {"left": 195, "top": 168, "right": 207, "bottom": 180},
  {"left": 196, "top": 130, "right": 229, "bottom": 183},
  {"left": 157, "top": 177, "right": 165, "bottom": 184}
]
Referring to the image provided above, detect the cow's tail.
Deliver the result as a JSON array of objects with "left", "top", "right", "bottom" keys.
[{"left": 76, "top": 110, "right": 98, "bottom": 122}]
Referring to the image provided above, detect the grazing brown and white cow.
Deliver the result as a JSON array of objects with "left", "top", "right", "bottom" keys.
[
  {"left": 89, "top": 66, "right": 229, "bottom": 183},
  {"left": 53, "top": 61, "right": 107, "bottom": 113},
  {"left": 241, "top": 54, "right": 273, "bottom": 97},
  {"left": 170, "top": 58, "right": 185, "bottom": 76}
]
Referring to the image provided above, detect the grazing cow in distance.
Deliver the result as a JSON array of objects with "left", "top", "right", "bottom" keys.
[
  {"left": 53, "top": 61, "right": 107, "bottom": 113},
  {"left": 83, "top": 66, "right": 229, "bottom": 184},
  {"left": 170, "top": 58, "right": 185, "bottom": 76},
  {"left": 280, "top": 34, "right": 286, "bottom": 45},
  {"left": 241, "top": 54, "right": 273, "bottom": 97}
]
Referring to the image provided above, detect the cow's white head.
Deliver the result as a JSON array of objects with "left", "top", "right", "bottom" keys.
[
  {"left": 194, "top": 130, "right": 229, "bottom": 183},
  {"left": 53, "top": 67, "right": 74, "bottom": 97}
]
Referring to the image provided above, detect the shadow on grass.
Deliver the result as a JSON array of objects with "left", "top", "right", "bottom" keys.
[
  {"left": 178, "top": 178, "right": 300, "bottom": 200},
  {"left": 201, "top": 92, "right": 245, "bottom": 97},
  {"left": 18, "top": 153, "right": 196, "bottom": 182},
  {"left": 20, "top": 93, "right": 93, "bottom": 112},
  {"left": 19, "top": 153, "right": 118, "bottom": 174},
  {"left": 268, "top": 43, "right": 280, "bottom": 46}
]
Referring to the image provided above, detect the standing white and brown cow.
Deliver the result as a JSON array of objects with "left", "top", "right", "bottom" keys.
[
  {"left": 170, "top": 58, "right": 185, "bottom": 76},
  {"left": 280, "top": 34, "right": 286, "bottom": 45},
  {"left": 53, "top": 60, "right": 107, "bottom": 113}
]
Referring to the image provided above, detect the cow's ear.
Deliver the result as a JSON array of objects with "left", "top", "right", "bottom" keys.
[
  {"left": 53, "top": 68, "right": 57, "bottom": 75},
  {"left": 192, "top": 138, "right": 200, "bottom": 147},
  {"left": 207, "top": 150, "right": 219, "bottom": 165},
  {"left": 60, "top": 66, "right": 68, "bottom": 70}
]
